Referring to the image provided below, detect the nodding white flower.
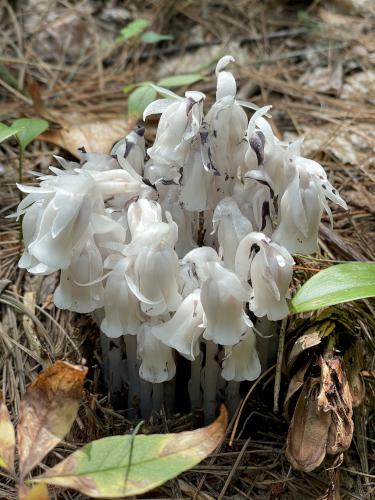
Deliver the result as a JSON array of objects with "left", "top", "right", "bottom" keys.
[
  {"left": 222, "top": 329, "right": 261, "bottom": 381},
  {"left": 245, "top": 106, "right": 285, "bottom": 196},
  {"left": 212, "top": 197, "right": 252, "bottom": 270},
  {"left": 18, "top": 200, "right": 56, "bottom": 275},
  {"left": 273, "top": 151, "right": 347, "bottom": 254},
  {"left": 123, "top": 199, "right": 181, "bottom": 316},
  {"left": 233, "top": 174, "right": 274, "bottom": 235},
  {"left": 100, "top": 257, "right": 142, "bottom": 337},
  {"left": 181, "top": 246, "right": 221, "bottom": 283},
  {"left": 54, "top": 237, "right": 104, "bottom": 313},
  {"left": 201, "top": 261, "right": 251, "bottom": 346},
  {"left": 152, "top": 289, "right": 204, "bottom": 360},
  {"left": 159, "top": 185, "right": 197, "bottom": 257},
  {"left": 138, "top": 322, "right": 176, "bottom": 383},
  {"left": 16, "top": 171, "right": 102, "bottom": 270},
  {"left": 235, "top": 232, "right": 294, "bottom": 321},
  {"left": 179, "top": 147, "right": 215, "bottom": 212},
  {"left": 143, "top": 86, "right": 205, "bottom": 184},
  {"left": 205, "top": 56, "right": 252, "bottom": 199},
  {"left": 111, "top": 125, "right": 145, "bottom": 176}
]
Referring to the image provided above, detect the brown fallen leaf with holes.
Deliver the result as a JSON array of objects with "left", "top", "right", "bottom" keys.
[
  {"left": 319, "top": 358, "right": 354, "bottom": 456},
  {"left": 17, "top": 360, "right": 87, "bottom": 478},
  {"left": 0, "top": 391, "right": 16, "bottom": 474},
  {"left": 286, "top": 377, "right": 332, "bottom": 472},
  {"left": 40, "top": 116, "right": 136, "bottom": 157}
]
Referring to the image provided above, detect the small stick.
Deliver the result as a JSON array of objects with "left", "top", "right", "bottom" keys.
[{"left": 273, "top": 317, "right": 287, "bottom": 414}]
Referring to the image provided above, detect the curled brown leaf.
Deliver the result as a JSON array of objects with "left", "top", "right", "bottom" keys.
[{"left": 17, "top": 361, "right": 87, "bottom": 478}]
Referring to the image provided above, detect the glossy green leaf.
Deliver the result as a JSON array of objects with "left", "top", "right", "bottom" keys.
[
  {"left": 140, "top": 31, "right": 174, "bottom": 44},
  {"left": 12, "top": 118, "right": 48, "bottom": 151},
  {"left": 157, "top": 73, "right": 204, "bottom": 88},
  {"left": 33, "top": 406, "right": 227, "bottom": 498},
  {"left": 0, "top": 123, "right": 22, "bottom": 144},
  {"left": 290, "top": 262, "right": 375, "bottom": 313},
  {"left": 128, "top": 86, "right": 157, "bottom": 117},
  {"left": 117, "top": 19, "right": 150, "bottom": 41}
]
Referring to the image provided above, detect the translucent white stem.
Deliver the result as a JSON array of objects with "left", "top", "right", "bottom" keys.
[
  {"left": 203, "top": 341, "right": 219, "bottom": 423},
  {"left": 140, "top": 379, "right": 152, "bottom": 418},
  {"left": 226, "top": 381, "right": 241, "bottom": 418},
  {"left": 152, "top": 383, "right": 164, "bottom": 413},
  {"left": 124, "top": 334, "right": 141, "bottom": 417},
  {"left": 189, "top": 351, "right": 203, "bottom": 410},
  {"left": 254, "top": 317, "right": 278, "bottom": 370}
]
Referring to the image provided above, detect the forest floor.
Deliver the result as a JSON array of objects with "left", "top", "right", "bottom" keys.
[{"left": 0, "top": 1, "right": 374, "bottom": 498}]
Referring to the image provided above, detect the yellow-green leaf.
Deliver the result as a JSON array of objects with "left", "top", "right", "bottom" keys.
[
  {"left": 0, "top": 392, "right": 15, "bottom": 473},
  {"left": 117, "top": 19, "right": 150, "bottom": 42},
  {"left": 12, "top": 118, "right": 49, "bottom": 151},
  {"left": 18, "top": 483, "right": 49, "bottom": 500},
  {"left": 290, "top": 262, "right": 375, "bottom": 313},
  {"left": 157, "top": 73, "right": 204, "bottom": 88},
  {"left": 34, "top": 405, "right": 228, "bottom": 498},
  {"left": 128, "top": 86, "right": 157, "bottom": 117},
  {"left": 140, "top": 31, "right": 174, "bottom": 44},
  {"left": 17, "top": 361, "right": 87, "bottom": 478},
  {"left": 0, "top": 123, "right": 22, "bottom": 144}
]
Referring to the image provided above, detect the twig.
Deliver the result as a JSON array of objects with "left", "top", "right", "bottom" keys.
[{"left": 273, "top": 317, "right": 287, "bottom": 414}]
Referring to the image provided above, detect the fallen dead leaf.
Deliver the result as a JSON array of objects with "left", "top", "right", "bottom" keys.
[
  {"left": 18, "top": 483, "right": 49, "bottom": 500},
  {"left": 286, "top": 378, "right": 331, "bottom": 472},
  {"left": 17, "top": 361, "right": 87, "bottom": 478},
  {"left": 40, "top": 116, "right": 136, "bottom": 157},
  {"left": 0, "top": 391, "right": 15, "bottom": 474}
]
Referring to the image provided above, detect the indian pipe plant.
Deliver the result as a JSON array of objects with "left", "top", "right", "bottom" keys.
[{"left": 13, "top": 56, "right": 355, "bottom": 455}]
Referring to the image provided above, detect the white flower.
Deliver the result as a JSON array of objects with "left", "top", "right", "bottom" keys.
[
  {"left": 18, "top": 200, "right": 56, "bottom": 275},
  {"left": 100, "top": 257, "right": 142, "bottom": 337},
  {"left": 212, "top": 197, "right": 252, "bottom": 270},
  {"left": 138, "top": 322, "right": 176, "bottom": 383},
  {"left": 233, "top": 174, "right": 274, "bottom": 235},
  {"left": 179, "top": 147, "right": 215, "bottom": 212},
  {"left": 111, "top": 125, "right": 145, "bottom": 176},
  {"left": 122, "top": 199, "right": 181, "bottom": 316},
  {"left": 143, "top": 86, "right": 205, "bottom": 183},
  {"left": 245, "top": 106, "right": 285, "bottom": 196},
  {"left": 54, "top": 237, "right": 104, "bottom": 313},
  {"left": 273, "top": 151, "right": 347, "bottom": 254},
  {"left": 17, "top": 171, "right": 101, "bottom": 270},
  {"left": 204, "top": 56, "right": 253, "bottom": 199},
  {"left": 222, "top": 329, "right": 261, "bottom": 381},
  {"left": 152, "top": 289, "right": 203, "bottom": 360},
  {"left": 201, "top": 261, "right": 251, "bottom": 345},
  {"left": 235, "top": 232, "right": 294, "bottom": 321}
]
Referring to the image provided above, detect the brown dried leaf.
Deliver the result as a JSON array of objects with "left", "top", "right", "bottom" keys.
[
  {"left": 39, "top": 116, "right": 136, "bottom": 157},
  {"left": 0, "top": 392, "right": 15, "bottom": 473},
  {"left": 287, "top": 331, "right": 321, "bottom": 372},
  {"left": 284, "top": 361, "right": 311, "bottom": 420},
  {"left": 17, "top": 361, "right": 87, "bottom": 478},
  {"left": 286, "top": 378, "right": 331, "bottom": 472}
]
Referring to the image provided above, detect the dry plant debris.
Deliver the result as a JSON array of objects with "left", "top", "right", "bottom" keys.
[{"left": 0, "top": 0, "right": 374, "bottom": 498}]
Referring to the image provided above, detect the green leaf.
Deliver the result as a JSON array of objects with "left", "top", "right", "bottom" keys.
[
  {"left": 290, "top": 262, "right": 375, "bottom": 313},
  {"left": 128, "top": 86, "right": 157, "bottom": 117},
  {"left": 0, "top": 123, "right": 22, "bottom": 144},
  {"left": 157, "top": 73, "right": 204, "bottom": 88},
  {"left": 33, "top": 406, "right": 227, "bottom": 498},
  {"left": 140, "top": 31, "right": 174, "bottom": 44},
  {"left": 117, "top": 19, "right": 150, "bottom": 41},
  {"left": 122, "top": 81, "right": 153, "bottom": 94},
  {"left": 12, "top": 118, "right": 49, "bottom": 151}
]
